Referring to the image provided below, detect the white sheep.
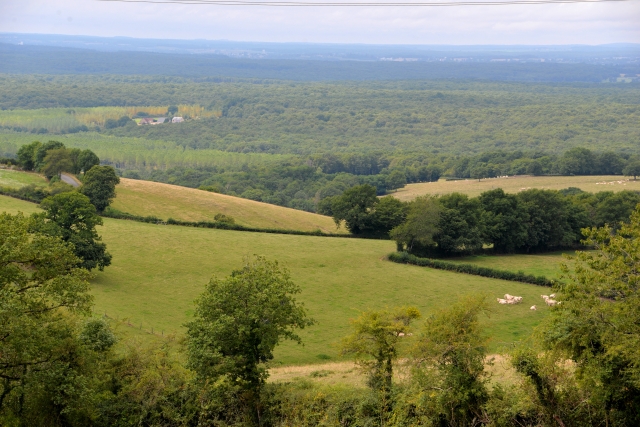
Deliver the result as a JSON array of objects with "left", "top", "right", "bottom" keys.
[
  {"left": 497, "top": 298, "right": 508, "bottom": 304},
  {"left": 541, "top": 295, "right": 549, "bottom": 300},
  {"left": 513, "top": 296, "right": 523, "bottom": 303},
  {"left": 549, "top": 293, "right": 556, "bottom": 298},
  {"left": 504, "top": 294, "right": 514, "bottom": 300},
  {"left": 546, "top": 299, "right": 557, "bottom": 307},
  {"left": 530, "top": 305, "right": 537, "bottom": 310}
]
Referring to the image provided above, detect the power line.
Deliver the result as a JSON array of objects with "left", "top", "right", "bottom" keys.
[{"left": 97, "top": 0, "right": 631, "bottom": 7}]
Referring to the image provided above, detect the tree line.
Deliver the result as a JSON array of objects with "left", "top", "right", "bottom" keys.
[
  {"left": 3, "top": 207, "right": 640, "bottom": 425},
  {"left": 327, "top": 184, "right": 640, "bottom": 256}
]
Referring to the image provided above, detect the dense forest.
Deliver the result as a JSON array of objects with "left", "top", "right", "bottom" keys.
[
  {"left": 1, "top": 75, "right": 639, "bottom": 211},
  {"left": 2, "top": 43, "right": 639, "bottom": 81}
]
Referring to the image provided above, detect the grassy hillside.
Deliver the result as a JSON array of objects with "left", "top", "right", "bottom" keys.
[
  {"left": 0, "top": 168, "right": 47, "bottom": 188},
  {"left": 112, "top": 178, "right": 344, "bottom": 233},
  {"left": 0, "top": 194, "right": 555, "bottom": 365},
  {"left": 392, "top": 175, "right": 640, "bottom": 201}
]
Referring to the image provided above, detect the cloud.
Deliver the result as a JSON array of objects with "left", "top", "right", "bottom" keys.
[{"left": 1, "top": 0, "right": 638, "bottom": 44}]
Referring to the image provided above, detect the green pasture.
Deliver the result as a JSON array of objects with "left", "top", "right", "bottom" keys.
[
  {"left": 448, "top": 252, "right": 569, "bottom": 281},
  {"left": 0, "top": 168, "right": 48, "bottom": 189},
  {"left": 0, "top": 195, "right": 557, "bottom": 365}
]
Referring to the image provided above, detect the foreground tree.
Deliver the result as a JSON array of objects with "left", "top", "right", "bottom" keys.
[
  {"left": 0, "top": 213, "right": 94, "bottom": 422},
  {"left": 80, "top": 165, "right": 120, "bottom": 212},
  {"left": 341, "top": 306, "right": 420, "bottom": 419},
  {"left": 519, "top": 205, "right": 640, "bottom": 425},
  {"left": 37, "top": 192, "right": 112, "bottom": 271},
  {"left": 186, "top": 256, "right": 313, "bottom": 422},
  {"left": 394, "top": 296, "right": 490, "bottom": 426}
]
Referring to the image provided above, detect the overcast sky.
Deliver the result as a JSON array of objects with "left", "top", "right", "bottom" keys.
[{"left": 1, "top": 0, "right": 639, "bottom": 45}]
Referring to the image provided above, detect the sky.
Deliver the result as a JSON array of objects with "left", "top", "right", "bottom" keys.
[{"left": 1, "top": 0, "right": 639, "bottom": 45}]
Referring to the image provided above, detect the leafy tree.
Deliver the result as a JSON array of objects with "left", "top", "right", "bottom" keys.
[
  {"left": 623, "top": 161, "right": 640, "bottom": 180},
  {"left": 434, "top": 193, "right": 484, "bottom": 256},
  {"left": 38, "top": 192, "right": 112, "bottom": 271},
  {"left": 390, "top": 196, "right": 441, "bottom": 254},
  {"left": 186, "top": 256, "right": 313, "bottom": 420},
  {"left": 385, "top": 170, "right": 406, "bottom": 192},
  {"left": 341, "top": 307, "right": 420, "bottom": 417},
  {"left": 80, "top": 165, "right": 120, "bottom": 212},
  {"left": 34, "top": 140, "right": 65, "bottom": 171},
  {"left": 168, "top": 105, "right": 179, "bottom": 115},
  {"left": 594, "top": 190, "right": 640, "bottom": 228},
  {"left": 372, "top": 196, "right": 407, "bottom": 237},
  {"left": 16, "top": 140, "right": 41, "bottom": 171},
  {"left": 517, "top": 189, "right": 584, "bottom": 252},
  {"left": 559, "top": 147, "right": 596, "bottom": 175},
  {"left": 522, "top": 205, "right": 640, "bottom": 425},
  {"left": 41, "top": 147, "right": 74, "bottom": 179},
  {"left": 76, "top": 149, "right": 100, "bottom": 174},
  {"left": 400, "top": 296, "right": 490, "bottom": 426},
  {"left": 0, "top": 213, "right": 93, "bottom": 421},
  {"left": 597, "top": 151, "right": 624, "bottom": 175},
  {"left": 331, "top": 184, "right": 378, "bottom": 234},
  {"left": 479, "top": 189, "right": 528, "bottom": 253}
]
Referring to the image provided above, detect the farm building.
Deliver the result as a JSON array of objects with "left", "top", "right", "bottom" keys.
[{"left": 172, "top": 117, "right": 184, "bottom": 123}]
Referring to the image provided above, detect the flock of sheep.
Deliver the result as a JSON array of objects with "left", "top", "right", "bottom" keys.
[{"left": 497, "top": 293, "right": 559, "bottom": 311}]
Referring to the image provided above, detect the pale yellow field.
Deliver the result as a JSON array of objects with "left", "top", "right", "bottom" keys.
[
  {"left": 112, "top": 178, "right": 345, "bottom": 233},
  {"left": 392, "top": 175, "right": 640, "bottom": 201}
]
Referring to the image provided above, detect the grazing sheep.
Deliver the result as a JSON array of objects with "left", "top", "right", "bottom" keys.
[
  {"left": 497, "top": 298, "right": 508, "bottom": 304},
  {"left": 546, "top": 299, "right": 557, "bottom": 306},
  {"left": 550, "top": 293, "right": 556, "bottom": 298},
  {"left": 513, "top": 296, "right": 523, "bottom": 303},
  {"left": 504, "top": 294, "right": 514, "bottom": 300},
  {"left": 541, "top": 295, "right": 549, "bottom": 300},
  {"left": 397, "top": 332, "right": 405, "bottom": 337},
  {"left": 530, "top": 305, "right": 537, "bottom": 310}
]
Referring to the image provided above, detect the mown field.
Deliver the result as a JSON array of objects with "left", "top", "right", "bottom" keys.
[
  {"left": 1, "top": 194, "right": 557, "bottom": 366},
  {"left": 112, "top": 178, "right": 343, "bottom": 233},
  {"left": 392, "top": 175, "right": 640, "bottom": 201}
]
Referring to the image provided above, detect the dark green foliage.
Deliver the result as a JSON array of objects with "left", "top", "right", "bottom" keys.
[
  {"left": 16, "top": 140, "right": 41, "bottom": 170},
  {"left": 80, "top": 165, "right": 120, "bottom": 212},
  {"left": 76, "top": 149, "right": 100, "bottom": 173},
  {"left": 388, "top": 251, "right": 555, "bottom": 287},
  {"left": 331, "top": 184, "right": 379, "bottom": 234},
  {"left": 79, "top": 319, "right": 117, "bottom": 352},
  {"left": 623, "top": 160, "right": 640, "bottom": 180},
  {"left": 434, "top": 193, "right": 484, "bottom": 256},
  {"left": 41, "top": 147, "right": 73, "bottom": 179},
  {"left": 38, "top": 192, "right": 112, "bottom": 271},
  {"left": 479, "top": 189, "right": 529, "bottom": 253}
]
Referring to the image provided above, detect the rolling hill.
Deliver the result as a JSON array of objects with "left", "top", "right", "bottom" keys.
[{"left": 111, "top": 178, "right": 344, "bottom": 233}]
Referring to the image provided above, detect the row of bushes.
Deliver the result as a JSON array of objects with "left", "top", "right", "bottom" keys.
[
  {"left": 0, "top": 184, "right": 53, "bottom": 203},
  {"left": 388, "top": 251, "right": 555, "bottom": 287},
  {"left": 101, "top": 207, "right": 375, "bottom": 239}
]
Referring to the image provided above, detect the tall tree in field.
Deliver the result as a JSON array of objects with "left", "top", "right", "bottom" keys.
[
  {"left": 80, "top": 165, "right": 120, "bottom": 212},
  {"left": 623, "top": 161, "right": 640, "bottom": 180},
  {"left": 331, "top": 184, "right": 379, "bottom": 234},
  {"left": 37, "top": 192, "right": 112, "bottom": 271},
  {"left": 390, "top": 196, "right": 441, "bottom": 254},
  {"left": 186, "top": 256, "right": 313, "bottom": 422}
]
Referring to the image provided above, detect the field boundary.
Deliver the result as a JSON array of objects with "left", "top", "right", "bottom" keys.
[{"left": 387, "top": 251, "right": 555, "bottom": 287}]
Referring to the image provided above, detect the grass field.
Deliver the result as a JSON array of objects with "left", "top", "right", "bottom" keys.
[
  {"left": 392, "top": 175, "right": 640, "bottom": 201},
  {"left": 0, "top": 168, "right": 48, "bottom": 188},
  {"left": 112, "top": 178, "right": 344, "bottom": 233},
  {"left": 448, "top": 252, "right": 570, "bottom": 281},
  {"left": 0, "top": 194, "right": 558, "bottom": 365}
]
